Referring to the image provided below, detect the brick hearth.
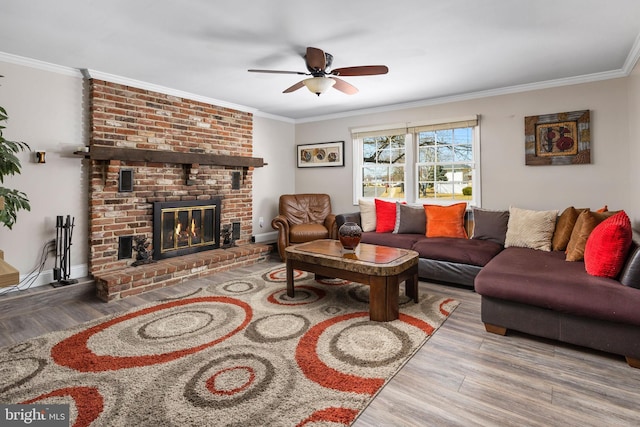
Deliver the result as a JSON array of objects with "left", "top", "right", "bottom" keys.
[{"left": 94, "top": 244, "right": 271, "bottom": 301}]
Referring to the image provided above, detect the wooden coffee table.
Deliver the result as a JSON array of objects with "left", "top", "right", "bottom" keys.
[{"left": 285, "top": 239, "right": 419, "bottom": 322}]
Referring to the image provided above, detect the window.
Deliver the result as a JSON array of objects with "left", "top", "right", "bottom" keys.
[
  {"left": 352, "top": 116, "right": 480, "bottom": 206},
  {"left": 353, "top": 126, "right": 407, "bottom": 201}
]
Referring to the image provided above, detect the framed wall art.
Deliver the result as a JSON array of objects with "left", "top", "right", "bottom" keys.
[
  {"left": 297, "top": 141, "right": 345, "bottom": 168},
  {"left": 524, "top": 110, "right": 591, "bottom": 165}
]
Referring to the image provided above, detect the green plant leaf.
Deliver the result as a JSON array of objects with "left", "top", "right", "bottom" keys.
[{"left": 0, "top": 103, "right": 31, "bottom": 229}]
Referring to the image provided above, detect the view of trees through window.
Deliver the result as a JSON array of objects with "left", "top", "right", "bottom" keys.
[
  {"left": 417, "top": 128, "right": 473, "bottom": 200},
  {"left": 355, "top": 119, "right": 477, "bottom": 204},
  {"left": 361, "top": 134, "right": 405, "bottom": 199}
]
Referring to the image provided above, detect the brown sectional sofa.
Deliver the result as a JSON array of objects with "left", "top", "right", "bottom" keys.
[
  {"left": 336, "top": 208, "right": 640, "bottom": 368},
  {"left": 475, "top": 232, "right": 640, "bottom": 368},
  {"left": 336, "top": 211, "right": 502, "bottom": 287}
]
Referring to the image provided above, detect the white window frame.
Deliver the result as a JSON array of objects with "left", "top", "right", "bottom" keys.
[
  {"left": 352, "top": 123, "right": 409, "bottom": 204},
  {"left": 352, "top": 116, "right": 481, "bottom": 207}
]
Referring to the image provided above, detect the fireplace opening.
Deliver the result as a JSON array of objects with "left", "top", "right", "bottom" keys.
[{"left": 152, "top": 197, "right": 222, "bottom": 260}]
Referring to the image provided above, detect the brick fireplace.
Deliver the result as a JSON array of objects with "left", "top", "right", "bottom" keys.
[{"left": 87, "top": 79, "right": 270, "bottom": 301}]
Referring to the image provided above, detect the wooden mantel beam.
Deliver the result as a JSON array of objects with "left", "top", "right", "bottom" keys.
[{"left": 81, "top": 146, "right": 267, "bottom": 168}]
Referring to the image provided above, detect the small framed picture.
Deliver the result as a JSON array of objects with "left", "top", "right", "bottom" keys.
[{"left": 297, "top": 141, "right": 345, "bottom": 168}]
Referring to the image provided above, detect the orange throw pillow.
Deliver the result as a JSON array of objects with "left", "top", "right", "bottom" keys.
[
  {"left": 552, "top": 206, "right": 585, "bottom": 251},
  {"left": 424, "top": 203, "right": 468, "bottom": 238}
]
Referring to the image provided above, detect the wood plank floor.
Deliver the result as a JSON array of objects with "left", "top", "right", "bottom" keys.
[{"left": 1, "top": 259, "right": 639, "bottom": 426}]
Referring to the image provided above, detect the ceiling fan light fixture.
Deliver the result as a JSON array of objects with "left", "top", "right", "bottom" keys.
[{"left": 303, "top": 77, "right": 335, "bottom": 96}]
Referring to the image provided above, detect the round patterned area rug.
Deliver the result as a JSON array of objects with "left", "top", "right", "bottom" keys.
[{"left": 0, "top": 265, "right": 458, "bottom": 426}]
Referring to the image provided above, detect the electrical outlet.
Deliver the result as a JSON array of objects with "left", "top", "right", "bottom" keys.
[{"left": 259, "top": 217, "right": 264, "bottom": 228}]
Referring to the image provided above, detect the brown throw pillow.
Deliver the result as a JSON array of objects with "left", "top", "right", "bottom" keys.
[
  {"left": 471, "top": 208, "right": 509, "bottom": 245},
  {"left": 552, "top": 206, "right": 585, "bottom": 251},
  {"left": 393, "top": 203, "right": 427, "bottom": 234},
  {"left": 565, "top": 209, "right": 616, "bottom": 261}
]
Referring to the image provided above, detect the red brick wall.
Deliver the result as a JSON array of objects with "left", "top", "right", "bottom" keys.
[{"left": 88, "top": 80, "right": 254, "bottom": 274}]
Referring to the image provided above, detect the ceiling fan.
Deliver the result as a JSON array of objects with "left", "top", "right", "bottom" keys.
[{"left": 248, "top": 47, "right": 389, "bottom": 96}]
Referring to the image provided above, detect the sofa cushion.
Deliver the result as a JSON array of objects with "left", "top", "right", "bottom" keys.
[
  {"left": 424, "top": 203, "right": 468, "bottom": 238},
  {"left": 565, "top": 209, "right": 616, "bottom": 261},
  {"left": 471, "top": 208, "right": 509, "bottom": 245},
  {"left": 359, "top": 199, "right": 376, "bottom": 232},
  {"left": 584, "top": 211, "right": 632, "bottom": 278},
  {"left": 552, "top": 206, "right": 584, "bottom": 251},
  {"left": 394, "top": 203, "right": 426, "bottom": 234},
  {"left": 360, "top": 232, "right": 424, "bottom": 250},
  {"left": 412, "top": 238, "right": 503, "bottom": 267},
  {"left": 475, "top": 247, "right": 640, "bottom": 327},
  {"left": 375, "top": 198, "right": 397, "bottom": 233},
  {"left": 504, "top": 207, "right": 558, "bottom": 251}
]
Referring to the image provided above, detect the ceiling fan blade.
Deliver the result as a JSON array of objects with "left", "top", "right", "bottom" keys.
[
  {"left": 330, "top": 65, "right": 389, "bottom": 76},
  {"left": 305, "top": 47, "right": 326, "bottom": 71},
  {"left": 283, "top": 80, "right": 305, "bottom": 93},
  {"left": 330, "top": 77, "right": 358, "bottom": 95},
  {"left": 248, "top": 69, "right": 307, "bottom": 75}
]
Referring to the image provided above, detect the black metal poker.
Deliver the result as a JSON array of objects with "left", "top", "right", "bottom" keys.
[{"left": 52, "top": 215, "right": 78, "bottom": 287}]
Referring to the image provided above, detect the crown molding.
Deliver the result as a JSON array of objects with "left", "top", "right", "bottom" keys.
[
  {"left": 0, "top": 51, "right": 82, "bottom": 77},
  {"left": 83, "top": 69, "right": 257, "bottom": 115},
  {"left": 623, "top": 32, "right": 640, "bottom": 74},
  {"left": 252, "top": 110, "right": 295, "bottom": 123},
  {"left": 2, "top": 49, "right": 637, "bottom": 126},
  {"left": 294, "top": 69, "right": 628, "bottom": 124}
]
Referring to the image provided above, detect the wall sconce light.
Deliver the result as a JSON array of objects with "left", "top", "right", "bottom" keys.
[{"left": 35, "top": 151, "right": 46, "bottom": 164}]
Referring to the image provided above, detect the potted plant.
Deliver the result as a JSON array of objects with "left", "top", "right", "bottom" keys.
[{"left": 0, "top": 82, "right": 31, "bottom": 229}]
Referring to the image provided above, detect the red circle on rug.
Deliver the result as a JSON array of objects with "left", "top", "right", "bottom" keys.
[
  {"left": 206, "top": 366, "right": 256, "bottom": 396},
  {"left": 51, "top": 296, "right": 252, "bottom": 372},
  {"left": 23, "top": 386, "right": 103, "bottom": 427},
  {"left": 295, "top": 312, "right": 434, "bottom": 395},
  {"left": 296, "top": 407, "right": 359, "bottom": 426},
  {"left": 439, "top": 298, "right": 456, "bottom": 316}
]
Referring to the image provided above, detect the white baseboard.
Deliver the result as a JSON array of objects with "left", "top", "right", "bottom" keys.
[
  {"left": 252, "top": 231, "right": 278, "bottom": 244},
  {"left": 5, "top": 264, "right": 90, "bottom": 293}
]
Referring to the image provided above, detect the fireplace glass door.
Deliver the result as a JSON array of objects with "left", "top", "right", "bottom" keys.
[
  {"left": 152, "top": 197, "right": 222, "bottom": 260},
  {"left": 161, "top": 206, "right": 216, "bottom": 253}
]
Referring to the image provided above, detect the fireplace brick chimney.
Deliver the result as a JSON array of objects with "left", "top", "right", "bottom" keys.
[{"left": 86, "top": 79, "right": 267, "bottom": 299}]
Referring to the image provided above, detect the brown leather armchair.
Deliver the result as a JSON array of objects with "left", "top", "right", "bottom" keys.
[{"left": 271, "top": 194, "right": 337, "bottom": 260}]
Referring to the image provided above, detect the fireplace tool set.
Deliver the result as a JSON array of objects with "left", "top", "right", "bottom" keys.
[{"left": 52, "top": 215, "right": 78, "bottom": 287}]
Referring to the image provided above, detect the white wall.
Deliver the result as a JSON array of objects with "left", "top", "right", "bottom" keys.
[
  {"left": 295, "top": 78, "right": 634, "bottom": 223},
  {"left": 629, "top": 61, "right": 640, "bottom": 228},
  {"left": 252, "top": 115, "right": 296, "bottom": 240},
  {"left": 0, "top": 60, "right": 88, "bottom": 286}
]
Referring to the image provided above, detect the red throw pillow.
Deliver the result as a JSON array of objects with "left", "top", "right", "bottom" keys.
[
  {"left": 375, "top": 199, "right": 397, "bottom": 233},
  {"left": 584, "top": 211, "right": 632, "bottom": 278},
  {"left": 424, "top": 203, "right": 468, "bottom": 238}
]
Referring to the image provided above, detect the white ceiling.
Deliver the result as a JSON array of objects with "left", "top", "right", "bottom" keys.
[{"left": 1, "top": 0, "right": 640, "bottom": 121}]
